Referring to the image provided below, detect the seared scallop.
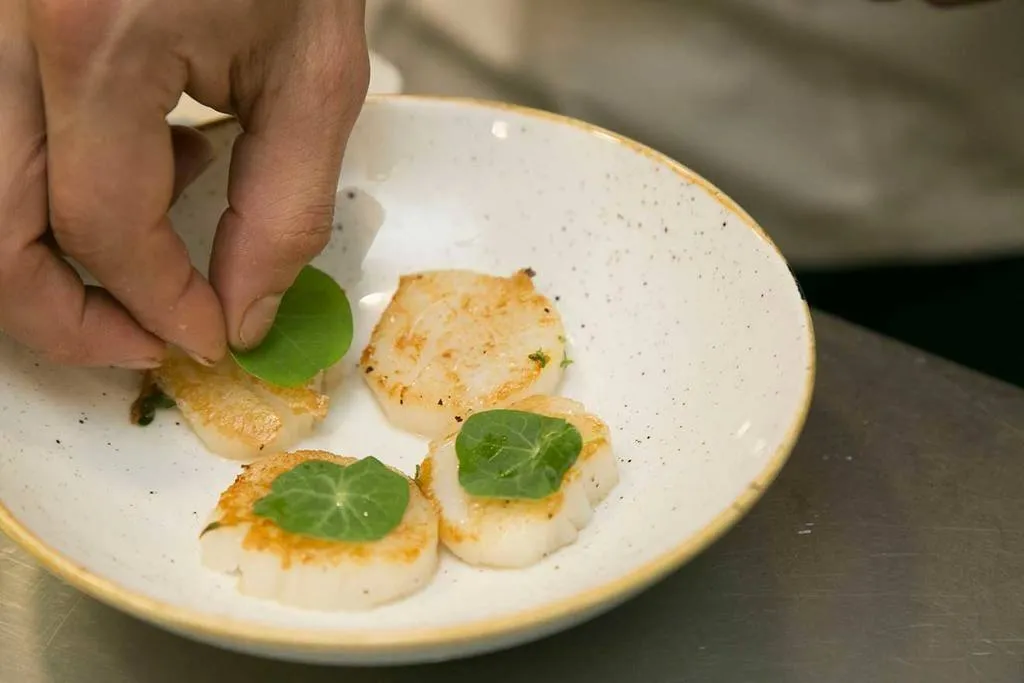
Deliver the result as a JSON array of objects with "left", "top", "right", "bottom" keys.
[
  {"left": 416, "top": 395, "right": 618, "bottom": 569},
  {"left": 151, "top": 349, "right": 329, "bottom": 461},
  {"left": 200, "top": 450, "right": 440, "bottom": 610},
  {"left": 360, "top": 269, "right": 566, "bottom": 437}
]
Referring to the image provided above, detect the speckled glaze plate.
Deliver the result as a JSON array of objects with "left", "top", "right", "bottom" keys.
[{"left": 0, "top": 96, "right": 814, "bottom": 665}]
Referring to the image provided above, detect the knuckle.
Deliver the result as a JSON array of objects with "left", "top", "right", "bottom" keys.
[
  {"left": 30, "top": 0, "right": 118, "bottom": 63},
  {"left": 274, "top": 208, "right": 333, "bottom": 262},
  {"left": 311, "top": 41, "right": 370, "bottom": 111},
  {"left": 47, "top": 182, "right": 103, "bottom": 246},
  {"left": 49, "top": 218, "right": 102, "bottom": 262}
]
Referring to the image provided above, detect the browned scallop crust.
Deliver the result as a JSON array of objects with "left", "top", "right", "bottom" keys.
[
  {"left": 360, "top": 269, "right": 566, "bottom": 432},
  {"left": 153, "top": 350, "right": 328, "bottom": 454},
  {"left": 211, "top": 450, "right": 435, "bottom": 569},
  {"left": 415, "top": 395, "right": 611, "bottom": 546}
]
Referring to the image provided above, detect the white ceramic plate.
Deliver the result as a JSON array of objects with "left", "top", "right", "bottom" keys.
[{"left": 0, "top": 96, "right": 814, "bottom": 665}]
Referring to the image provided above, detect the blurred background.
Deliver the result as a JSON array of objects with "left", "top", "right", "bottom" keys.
[{"left": 365, "top": 0, "right": 1024, "bottom": 387}]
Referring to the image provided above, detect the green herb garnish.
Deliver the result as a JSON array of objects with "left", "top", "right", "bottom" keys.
[
  {"left": 252, "top": 457, "right": 409, "bottom": 542},
  {"left": 560, "top": 351, "right": 573, "bottom": 368},
  {"left": 200, "top": 521, "right": 222, "bottom": 537},
  {"left": 131, "top": 385, "right": 176, "bottom": 426},
  {"left": 153, "top": 393, "right": 175, "bottom": 409},
  {"left": 528, "top": 349, "right": 550, "bottom": 368},
  {"left": 455, "top": 409, "right": 583, "bottom": 499},
  {"left": 231, "top": 265, "right": 354, "bottom": 388}
]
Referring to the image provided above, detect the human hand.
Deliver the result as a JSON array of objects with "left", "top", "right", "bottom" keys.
[{"left": 0, "top": 0, "right": 369, "bottom": 369}]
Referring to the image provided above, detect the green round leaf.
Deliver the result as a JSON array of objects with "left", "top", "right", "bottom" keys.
[
  {"left": 252, "top": 457, "right": 410, "bottom": 542},
  {"left": 230, "top": 265, "right": 353, "bottom": 387},
  {"left": 455, "top": 409, "right": 583, "bottom": 500}
]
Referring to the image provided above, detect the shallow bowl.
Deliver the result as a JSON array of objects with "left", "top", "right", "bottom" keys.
[{"left": 0, "top": 96, "right": 814, "bottom": 665}]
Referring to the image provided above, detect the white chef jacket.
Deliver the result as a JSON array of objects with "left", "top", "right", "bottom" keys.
[{"left": 407, "top": 0, "right": 1024, "bottom": 267}]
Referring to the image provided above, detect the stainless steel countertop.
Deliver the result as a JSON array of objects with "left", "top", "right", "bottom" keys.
[{"left": 4, "top": 311, "right": 1024, "bottom": 682}]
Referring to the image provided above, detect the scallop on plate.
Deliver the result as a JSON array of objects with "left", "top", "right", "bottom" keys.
[{"left": 0, "top": 96, "right": 814, "bottom": 665}]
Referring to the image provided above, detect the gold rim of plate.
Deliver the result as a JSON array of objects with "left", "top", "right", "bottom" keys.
[{"left": 0, "top": 93, "right": 817, "bottom": 655}]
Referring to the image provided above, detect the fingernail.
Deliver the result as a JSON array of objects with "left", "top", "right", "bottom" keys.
[
  {"left": 238, "top": 295, "right": 282, "bottom": 349},
  {"left": 117, "top": 359, "right": 163, "bottom": 370},
  {"left": 185, "top": 351, "right": 217, "bottom": 367}
]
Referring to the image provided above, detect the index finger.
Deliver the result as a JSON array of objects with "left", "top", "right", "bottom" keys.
[
  {"left": 30, "top": 8, "right": 227, "bottom": 364},
  {"left": 0, "top": 0, "right": 165, "bottom": 368}
]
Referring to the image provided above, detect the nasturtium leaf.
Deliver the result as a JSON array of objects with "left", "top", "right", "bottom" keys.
[
  {"left": 455, "top": 409, "right": 583, "bottom": 500},
  {"left": 252, "top": 457, "right": 410, "bottom": 542},
  {"left": 231, "top": 265, "right": 353, "bottom": 387}
]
